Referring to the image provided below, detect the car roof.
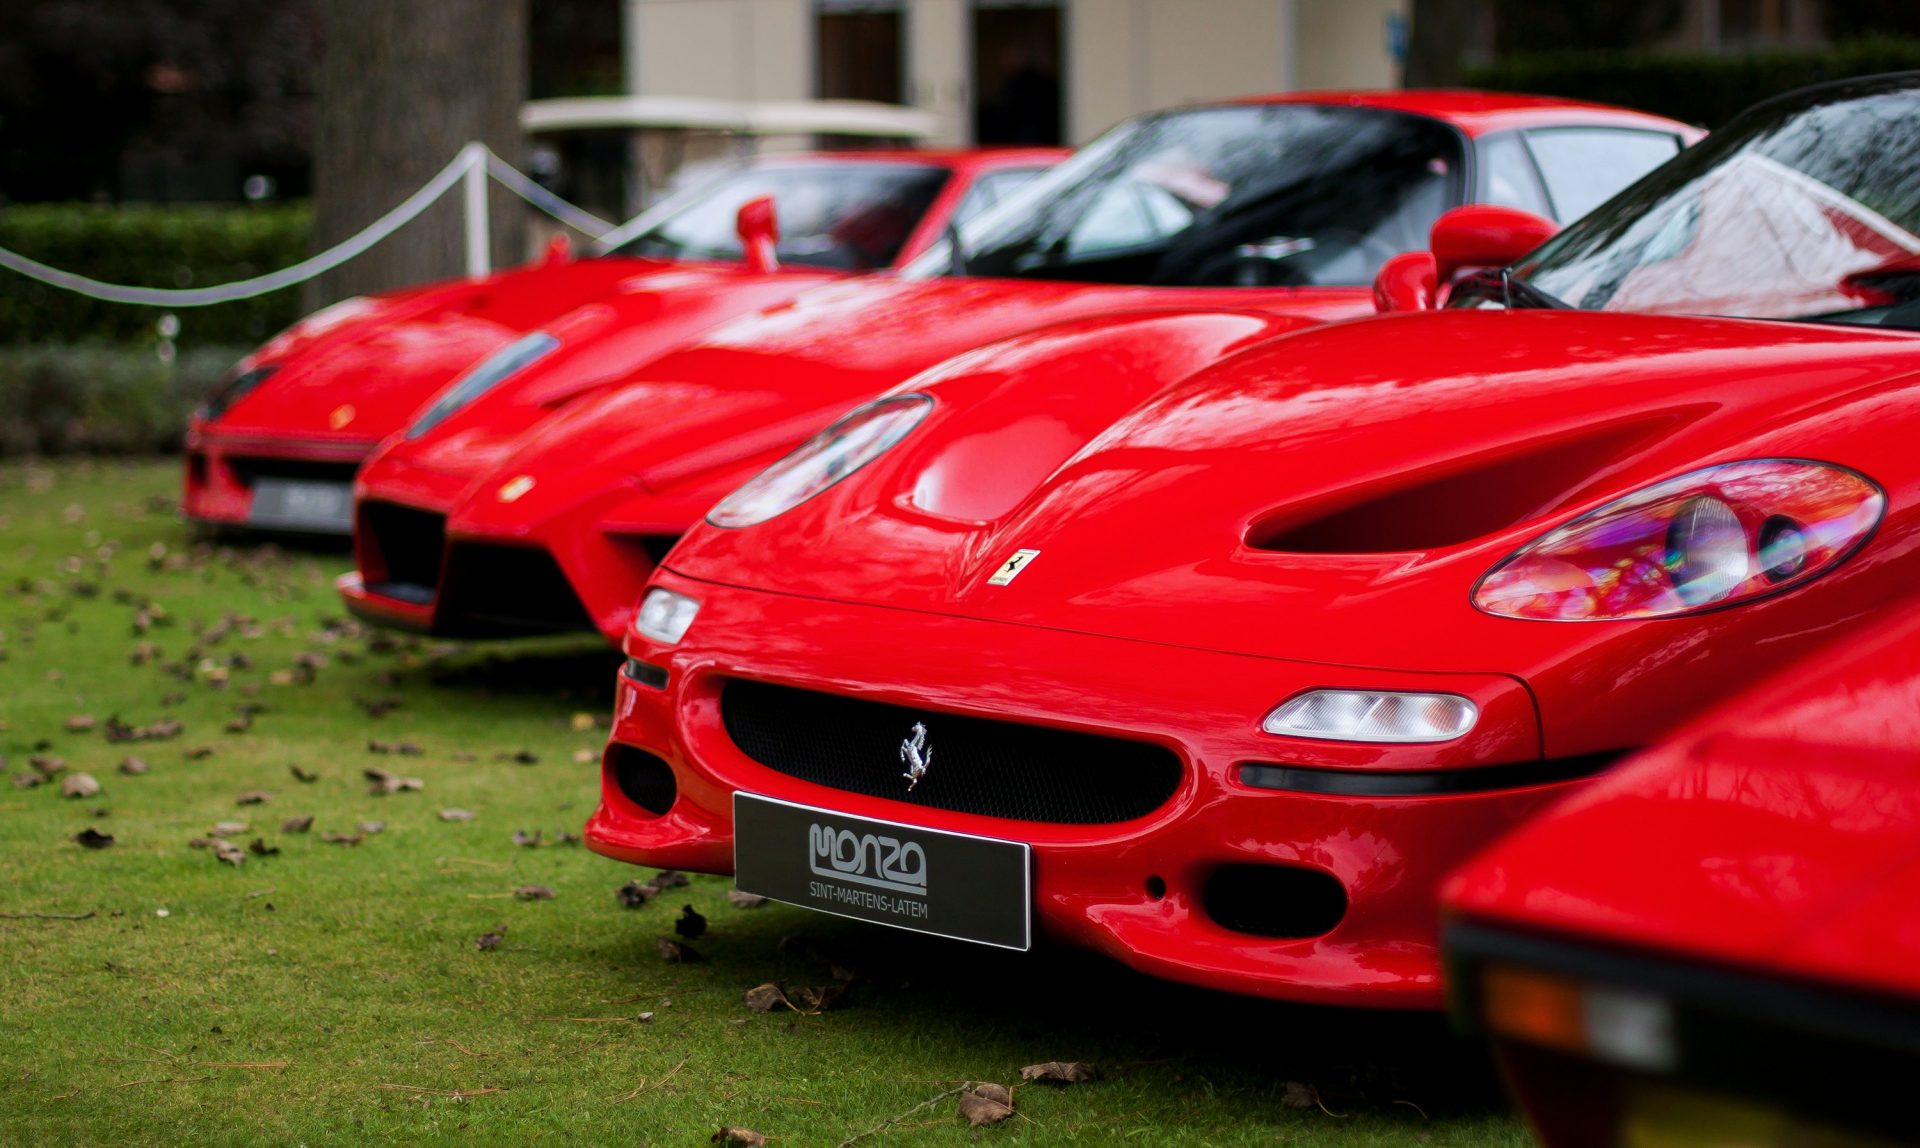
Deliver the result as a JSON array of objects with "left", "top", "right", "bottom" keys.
[
  {"left": 751, "top": 147, "right": 1070, "bottom": 174},
  {"left": 1227, "top": 88, "right": 1699, "bottom": 139}
]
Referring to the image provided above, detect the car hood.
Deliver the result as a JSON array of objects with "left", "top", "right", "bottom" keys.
[
  {"left": 205, "top": 257, "right": 791, "bottom": 444},
  {"left": 422, "top": 276, "right": 1369, "bottom": 524},
  {"left": 1444, "top": 602, "right": 1920, "bottom": 999},
  {"left": 666, "top": 308, "right": 1920, "bottom": 671}
]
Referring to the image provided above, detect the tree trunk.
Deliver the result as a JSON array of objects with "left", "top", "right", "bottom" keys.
[
  {"left": 310, "top": 0, "right": 527, "bottom": 305},
  {"left": 1404, "top": 0, "right": 1481, "bottom": 88}
]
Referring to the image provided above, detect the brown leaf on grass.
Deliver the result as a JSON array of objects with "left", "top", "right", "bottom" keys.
[
  {"left": 235, "top": 790, "right": 271, "bottom": 805},
  {"left": 210, "top": 820, "right": 248, "bottom": 837},
  {"left": 72, "top": 827, "right": 114, "bottom": 849},
  {"left": 280, "top": 815, "right": 313, "bottom": 833},
  {"left": 511, "top": 830, "right": 542, "bottom": 848},
  {"left": 439, "top": 809, "right": 476, "bottom": 822},
  {"left": 1021, "top": 1061, "right": 1098, "bottom": 1085},
  {"left": 674, "top": 904, "right": 707, "bottom": 939},
  {"left": 959, "top": 1083, "right": 1015, "bottom": 1127},
  {"left": 450, "top": 751, "right": 477, "bottom": 763},
  {"left": 571, "top": 749, "right": 596, "bottom": 764},
  {"left": 29, "top": 754, "right": 66, "bottom": 776},
  {"left": 475, "top": 926, "right": 506, "bottom": 951},
  {"left": 224, "top": 717, "right": 252, "bottom": 734},
  {"left": 321, "top": 832, "right": 363, "bottom": 846},
  {"left": 396, "top": 742, "right": 423, "bottom": 756},
  {"left": 501, "top": 750, "right": 539, "bottom": 765},
  {"left": 551, "top": 829, "right": 581, "bottom": 846},
  {"left": 711, "top": 1127, "right": 766, "bottom": 1147},
  {"left": 367, "top": 739, "right": 394, "bottom": 754},
  {"left": 248, "top": 838, "right": 279, "bottom": 857},
  {"left": 12, "top": 772, "right": 43, "bottom": 789},
  {"left": 363, "top": 767, "right": 422, "bottom": 795},
  {"left": 657, "top": 937, "right": 700, "bottom": 963},
  {"left": 743, "top": 983, "right": 789, "bottom": 1013},
  {"left": 130, "top": 640, "right": 160, "bottom": 665},
  {"left": 354, "top": 695, "right": 403, "bottom": 718},
  {"left": 61, "top": 773, "right": 101, "bottom": 799},
  {"left": 213, "top": 841, "right": 246, "bottom": 867},
  {"left": 725, "top": 890, "right": 768, "bottom": 909},
  {"left": 289, "top": 764, "right": 317, "bottom": 783},
  {"left": 357, "top": 821, "right": 384, "bottom": 835},
  {"left": 616, "top": 880, "right": 658, "bottom": 908},
  {"left": 513, "top": 885, "right": 555, "bottom": 901},
  {"left": 64, "top": 714, "right": 97, "bottom": 732},
  {"left": 787, "top": 984, "right": 847, "bottom": 1013},
  {"left": 188, "top": 837, "right": 218, "bottom": 849},
  {"left": 118, "top": 756, "right": 149, "bottom": 775},
  {"left": 569, "top": 712, "right": 597, "bottom": 732},
  {"left": 1281, "top": 1081, "right": 1320, "bottom": 1110},
  {"left": 185, "top": 746, "right": 214, "bottom": 760},
  {"left": 651, "top": 869, "right": 689, "bottom": 889}
]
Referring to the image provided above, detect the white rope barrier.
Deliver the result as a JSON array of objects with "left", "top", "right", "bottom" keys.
[{"left": 0, "top": 143, "right": 615, "bottom": 308}]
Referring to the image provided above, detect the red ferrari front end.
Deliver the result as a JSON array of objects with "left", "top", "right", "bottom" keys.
[{"left": 1443, "top": 598, "right": 1920, "bottom": 1147}]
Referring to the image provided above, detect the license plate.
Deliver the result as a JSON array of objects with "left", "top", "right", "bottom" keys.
[
  {"left": 248, "top": 479, "right": 353, "bottom": 532},
  {"left": 733, "top": 793, "right": 1031, "bottom": 951}
]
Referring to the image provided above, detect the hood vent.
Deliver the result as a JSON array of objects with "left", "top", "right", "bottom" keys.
[{"left": 1248, "top": 416, "right": 1682, "bottom": 555}]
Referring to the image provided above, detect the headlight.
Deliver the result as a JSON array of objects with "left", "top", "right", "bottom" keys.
[
  {"left": 636, "top": 588, "right": 700, "bottom": 645},
  {"left": 196, "top": 363, "right": 281, "bottom": 422},
  {"left": 707, "top": 394, "right": 933, "bottom": 528},
  {"left": 1474, "top": 459, "right": 1883, "bottom": 621},
  {"left": 405, "top": 331, "right": 561, "bottom": 440},
  {"left": 1263, "top": 690, "right": 1478, "bottom": 743}
]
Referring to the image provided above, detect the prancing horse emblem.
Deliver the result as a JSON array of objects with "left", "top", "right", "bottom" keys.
[{"left": 899, "top": 722, "right": 932, "bottom": 791}]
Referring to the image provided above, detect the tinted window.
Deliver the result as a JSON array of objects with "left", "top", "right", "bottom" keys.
[
  {"left": 1526, "top": 129, "right": 1682, "bottom": 221},
  {"left": 950, "top": 168, "right": 1049, "bottom": 227},
  {"left": 604, "top": 163, "right": 951, "bottom": 270},
  {"left": 1476, "top": 132, "right": 1552, "bottom": 217},
  {"left": 907, "top": 104, "right": 1465, "bottom": 288},
  {"left": 1503, "top": 80, "right": 1920, "bottom": 328}
]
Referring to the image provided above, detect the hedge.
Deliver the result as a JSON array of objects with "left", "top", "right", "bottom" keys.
[
  {"left": 0, "top": 203, "right": 310, "bottom": 347},
  {"left": 0, "top": 343, "right": 246, "bottom": 455},
  {"left": 1464, "top": 38, "right": 1920, "bottom": 130}
]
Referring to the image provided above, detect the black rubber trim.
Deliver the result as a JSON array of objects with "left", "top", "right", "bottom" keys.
[
  {"left": 623, "top": 658, "right": 668, "bottom": 691},
  {"left": 1237, "top": 751, "right": 1624, "bottom": 797},
  {"left": 1446, "top": 920, "right": 1920, "bottom": 1140}
]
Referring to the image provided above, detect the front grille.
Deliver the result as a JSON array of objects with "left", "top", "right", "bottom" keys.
[
  {"left": 227, "top": 456, "right": 358, "bottom": 488},
  {"left": 720, "top": 679, "right": 1182, "bottom": 825},
  {"left": 438, "top": 543, "right": 597, "bottom": 635},
  {"left": 359, "top": 501, "right": 446, "bottom": 593}
]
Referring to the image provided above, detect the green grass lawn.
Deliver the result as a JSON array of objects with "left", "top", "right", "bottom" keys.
[{"left": 0, "top": 459, "right": 1532, "bottom": 1147}]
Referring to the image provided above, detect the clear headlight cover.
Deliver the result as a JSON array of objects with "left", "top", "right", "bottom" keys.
[
  {"left": 707, "top": 394, "right": 933, "bottom": 528},
  {"left": 635, "top": 588, "right": 701, "bottom": 645},
  {"left": 1263, "top": 690, "right": 1479, "bottom": 743},
  {"left": 405, "top": 331, "right": 561, "bottom": 440},
  {"left": 1474, "top": 459, "right": 1884, "bottom": 621}
]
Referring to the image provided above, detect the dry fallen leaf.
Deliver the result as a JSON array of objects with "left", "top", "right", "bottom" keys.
[
  {"left": 725, "top": 889, "right": 767, "bottom": 909},
  {"left": 786, "top": 984, "right": 846, "bottom": 1013},
  {"left": 363, "top": 767, "right": 422, "bottom": 795},
  {"left": 235, "top": 790, "right": 271, "bottom": 805},
  {"left": 439, "top": 808, "right": 476, "bottom": 822},
  {"left": 61, "top": 773, "right": 101, "bottom": 799},
  {"left": 118, "top": 756, "right": 150, "bottom": 775},
  {"left": 711, "top": 1128, "right": 765, "bottom": 1147},
  {"left": 289, "top": 764, "right": 317, "bottom": 783},
  {"left": 674, "top": 904, "right": 707, "bottom": 939},
  {"left": 1282, "top": 1081, "right": 1320, "bottom": 1110},
  {"left": 64, "top": 714, "right": 97, "bottom": 732},
  {"left": 72, "top": 827, "right": 114, "bottom": 849},
  {"left": 396, "top": 742, "right": 423, "bottom": 757},
  {"left": 321, "top": 832, "right": 363, "bottom": 846},
  {"left": 248, "top": 837, "right": 280, "bottom": 857},
  {"left": 569, "top": 712, "right": 596, "bottom": 732},
  {"left": 29, "top": 755, "right": 66, "bottom": 776},
  {"left": 1021, "top": 1061, "right": 1098, "bottom": 1085},
  {"left": 657, "top": 937, "right": 700, "bottom": 963},
  {"left": 12, "top": 772, "right": 44, "bottom": 789},
  {"left": 511, "top": 830, "right": 542, "bottom": 848},
  {"left": 214, "top": 841, "right": 246, "bottom": 867},
  {"left": 280, "top": 815, "right": 313, "bottom": 833},
  {"left": 185, "top": 746, "right": 214, "bottom": 760},
  {"left": 475, "top": 926, "right": 506, "bottom": 951},
  {"left": 959, "top": 1083, "right": 1016, "bottom": 1127},
  {"left": 617, "top": 880, "right": 658, "bottom": 908},
  {"left": 651, "top": 870, "right": 689, "bottom": 889},
  {"left": 743, "top": 983, "right": 789, "bottom": 1013},
  {"left": 571, "top": 749, "right": 596, "bottom": 764},
  {"left": 513, "top": 885, "right": 556, "bottom": 901},
  {"left": 357, "top": 820, "right": 385, "bottom": 835},
  {"left": 210, "top": 820, "right": 249, "bottom": 837}
]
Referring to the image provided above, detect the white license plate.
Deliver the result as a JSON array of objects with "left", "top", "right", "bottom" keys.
[{"left": 248, "top": 479, "right": 353, "bottom": 533}]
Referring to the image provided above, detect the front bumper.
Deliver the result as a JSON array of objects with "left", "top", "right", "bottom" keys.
[
  {"left": 585, "top": 570, "right": 1598, "bottom": 1008},
  {"left": 182, "top": 429, "right": 373, "bottom": 535}
]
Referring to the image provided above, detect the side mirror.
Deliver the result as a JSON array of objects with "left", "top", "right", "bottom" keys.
[
  {"left": 1373, "top": 252, "right": 1438, "bottom": 313},
  {"left": 540, "top": 233, "right": 573, "bottom": 267},
  {"left": 1429, "top": 205, "right": 1558, "bottom": 292},
  {"left": 737, "top": 196, "right": 781, "bottom": 273}
]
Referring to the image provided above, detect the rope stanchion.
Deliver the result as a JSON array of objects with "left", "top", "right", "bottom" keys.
[{"left": 0, "top": 143, "right": 616, "bottom": 308}]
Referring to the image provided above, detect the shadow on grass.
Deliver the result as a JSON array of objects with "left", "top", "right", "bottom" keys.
[{"left": 417, "top": 638, "right": 624, "bottom": 705}]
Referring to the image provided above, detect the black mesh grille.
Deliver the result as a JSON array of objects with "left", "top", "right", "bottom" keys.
[
  {"left": 227, "top": 456, "right": 358, "bottom": 487},
  {"left": 720, "top": 679, "right": 1182, "bottom": 825},
  {"left": 438, "top": 543, "right": 596, "bottom": 635}
]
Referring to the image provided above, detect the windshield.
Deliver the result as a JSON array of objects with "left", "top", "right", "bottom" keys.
[
  {"left": 1504, "top": 77, "right": 1920, "bottom": 329},
  {"left": 904, "top": 104, "right": 1463, "bottom": 288},
  {"left": 602, "top": 162, "right": 950, "bottom": 270}
]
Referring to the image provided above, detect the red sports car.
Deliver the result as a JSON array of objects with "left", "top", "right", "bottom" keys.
[
  {"left": 182, "top": 148, "right": 1061, "bottom": 535},
  {"left": 1444, "top": 596, "right": 1920, "bottom": 1147},
  {"left": 584, "top": 74, "right": 1920, "bottom": 1006},
  {"left": 341, "top": 91, "right": 1693, "bottom": 638}
]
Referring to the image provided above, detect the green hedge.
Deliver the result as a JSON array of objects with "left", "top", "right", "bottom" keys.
[
  {"left": 0, "top": 343, "right": 245, "bottom": 455},
  {"left": 0, "top": 204, "right": 310, "bottom": 347},
  {"left": 1465, "top": 39, "right": 1920, "bottom": 130}
]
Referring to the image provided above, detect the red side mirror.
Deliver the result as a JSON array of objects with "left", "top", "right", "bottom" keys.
[
  {"left": 541, "top": 233, "right": 572, "bottom": 267},
  {"left": 1373, "top": 251, "right": 1438, "bottom": 313},
  {"left": 1430, "top": 205, "right": 1558, "bottom": 291},
  {"left": 737, "top": 196, "right": 781, "bottom": 273}
]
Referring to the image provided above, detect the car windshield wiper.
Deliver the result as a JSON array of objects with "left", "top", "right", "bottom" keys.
[{"left": 1500, "top": 267, "right": 1570, "bottom": 311}]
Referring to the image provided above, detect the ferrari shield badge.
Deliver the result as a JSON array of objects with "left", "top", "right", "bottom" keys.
[
  {"left": 899, "top": 722, "right": 932, "bottom": 791},
  {"left": 987, "top": 548, "right": 1040, "bottom": 586}
]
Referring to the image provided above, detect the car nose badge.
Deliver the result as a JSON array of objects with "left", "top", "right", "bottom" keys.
[{"left": 899, "top": 722, "right": 932, "bottom": 791}]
